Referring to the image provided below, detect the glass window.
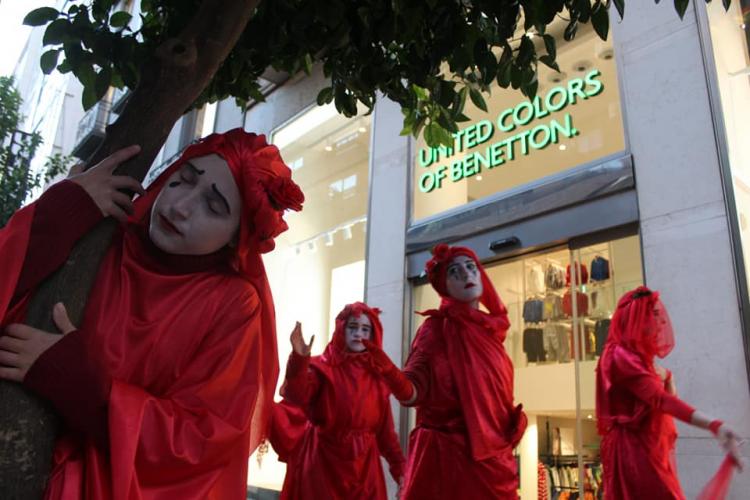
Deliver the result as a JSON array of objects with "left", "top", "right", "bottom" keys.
[
  {"left": 412, "top": 23, "right": 625, "bottom": 221},
  {"left": 246, "top": 104, "right": 372, "bottom": 492},
  {"left": 706, "top": 2, "right": 750, "bottom": 316},
  {"left": 409, "top": 235, "right": 643, "bottom": 499}
]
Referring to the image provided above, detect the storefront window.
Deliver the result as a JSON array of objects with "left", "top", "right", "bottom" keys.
[
  {"left": 412, "top": 23, "right": 625, "bottom": 221},
  {"left": 706, "top": 2, "right": 750, "bottom": 318},
  {"left": 246, "top": 104, "right": 372, "bottom": 492},
  {"left": 409, "top": 235, "right": 643, "bottom": 499}
]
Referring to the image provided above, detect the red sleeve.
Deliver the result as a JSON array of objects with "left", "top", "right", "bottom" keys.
[
  {"left": 611, "top": 346, "right": 695, "bottom": 423},
  {"left": 14, "top": 180, "right": 103, "bottom": 299},
  {"left": 376, "top": 397, "right": 406, "bottom": 483},
  {"left": 403, "top": 321, "right": 434, "bottom": 407},
  {"left": 280, "top": 351, "right": 321, "bottom": 409},
  {"left": 23, "top": 328, "right": 111, "bottom": 448}
]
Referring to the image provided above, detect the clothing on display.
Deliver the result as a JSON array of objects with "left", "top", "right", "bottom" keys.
[
  {"left": 590, "top": 257, "right": 610, "bottom": 282},
  {"left": 545, "top": 264, "right": 566, "bottom": 290},
  {"left": 528, "top": 263, "right": 546, "bottom": 295},
  {"left": 566, "top": 262, "right": 589, "bottom": 286},
  {"left": 543, "top": 293, "right": 565, "bottom": 321},
  {"left": 562, "top": 291, "right": 589, "bottom": 318},
  {"left": 594, "top": 319, "right": 611, "bottom": 357},
  {"left": 589, "top": 288, "right": 615, "bottom": 318},
  {"left": 543, "top": 323, "right": 572, "bottom": 363},
  {"left": 524, "top": 299, "right": 545, "bottom": 323},
  {"left": 523, "top": 328, "right": 546, "bottom": 362}
]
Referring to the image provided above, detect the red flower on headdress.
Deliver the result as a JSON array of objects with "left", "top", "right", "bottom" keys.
[{"left": 265, "top": 177, "right": 304, "bottom": 212}]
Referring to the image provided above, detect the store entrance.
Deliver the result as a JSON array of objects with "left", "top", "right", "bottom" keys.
[{"left": 409, "top": 234, "right": 644, "bottom": 499}]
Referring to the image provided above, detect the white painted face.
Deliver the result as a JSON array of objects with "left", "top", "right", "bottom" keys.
[
  {"left": 445, "top": 255, "right": 483, "bottom": 304},
  {"left": 345, "top": 314, "right": 372, "bottom": 352},
  {"left": 149, "top": 154, "right": 242, "bottom": 255}
]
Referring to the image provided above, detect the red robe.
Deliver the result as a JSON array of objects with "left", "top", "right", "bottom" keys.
[
  {"left": 596, "top": 344, "right": 693, "bottom": 500},
  {"left": 273, "top": 304, "right": 405, "bottom": 500},
  {"left": 1, "top": 178, "right": 277, "bottom": 499},
  {"left": 400, "top": 301, "right": 525, "bottom": 500}
]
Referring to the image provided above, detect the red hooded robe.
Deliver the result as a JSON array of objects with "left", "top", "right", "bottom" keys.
[
  {"left": 400, "top": 244, "right": 527, "bottom": 500},
  {"left": 273, "top": 302, "right": 405, "bottom": 500},
  {"left": 0, "top": 129, "right": 303, "bottom": 499},
  {"left": 596, "top": 287, "right": 689, "bottom": 500}
]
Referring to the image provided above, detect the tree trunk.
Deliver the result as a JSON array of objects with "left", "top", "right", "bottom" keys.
[{"left": 0, "top": 1, "right": 261, "bottom": 497}]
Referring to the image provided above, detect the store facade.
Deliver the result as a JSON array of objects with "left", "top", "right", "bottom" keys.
[{"left": 235, "top": 2, "right": 750, "bottom": 498}]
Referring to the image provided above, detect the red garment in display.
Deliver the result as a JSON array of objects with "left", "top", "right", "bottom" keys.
[
  {"left": 400, "top": 244, "right": 526, "bottom": 500},
  {"left": 273, "top": 303, "right": 405, "bottom": 500},
  {"left": 0, "top": 130, "right": 301, "bottom": 499}
]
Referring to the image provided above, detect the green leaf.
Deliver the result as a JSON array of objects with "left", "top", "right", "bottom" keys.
[
  {"left": 316, "top": 87, "right": 334, "bottom": 106},
  {"left": 613, "top": 0, "right": 625, "bottom": 19},
  {"left": 43, "top": 18, "right": 71, "bottom": 45},
  {"left": 76, "top": 65, "right": 97, "bottom": 89},
  {"left": 95, "top": 67, "right": 112, "bottom": 102},
  {"left": 412, "top": 84, "right": 429, "bottom": 101},
  {"left": 543, "top": 34, "right": 556, "bottom": 60},
  {"left": 23, "top": 7, "right": 59, "bottom": 27},
  {"left": 539, "top": 55, "right": 561, "bottom": 73},
  {"left": 468, "top": 87, "right": 488, "bottom": 112},
  {"left": 674, "top": 0, "right": 689, "bottom": 19},
  {"left": 82, "top": 86, "right": 98, "bottom": 111},
  {"left": 109, "top": 11, "right": 132, "bottom": 28},
  {"left": 303, "top": 53, "right": 314, "bottom": 75},
  {"left": 591, "top": 3, "right": 609, "bottom": 41},
  {"left": 40, "top": 49, "right": 59, "bottom": 74}
]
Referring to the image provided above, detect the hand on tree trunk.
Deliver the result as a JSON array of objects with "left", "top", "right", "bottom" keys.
[
  {"left": 0, "top": 303, "right": 77, "bottom": 382},
  {"left": 69, "top": 145, "right": 146, "bottom": 222}
]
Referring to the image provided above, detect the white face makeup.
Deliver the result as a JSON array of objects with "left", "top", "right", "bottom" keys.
[
  {"left": 445, "top": 255, "right": 483, "bottom": 305},
  {"left": 149, "top": 154, "right": 242, "bottom": 255},
  {"left": 345, "top": 314, "right": 372, "bottom": 352}
]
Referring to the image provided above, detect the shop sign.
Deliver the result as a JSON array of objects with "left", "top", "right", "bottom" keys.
[{"left": 417, "top": 69, "right": 604, "bottom": 193}]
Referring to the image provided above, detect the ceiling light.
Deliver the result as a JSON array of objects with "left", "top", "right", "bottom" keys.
[
  {"left": 358, "top": 126, "right": 367, "bottom": 133},
  {"left": 324, "top": 232, "right": 334, "bottom": 246},
  {"left": 343, "top": 226, "right": 353, "bottom": 240},
  {"left": 476, "top": 175, "right": 483, "bottom": 181},
  {"left": 324, "top": 144, "right": 333, "bottom": 152},
  {"left": 559, "top": 144, "right": 567, "bottom": 151}
]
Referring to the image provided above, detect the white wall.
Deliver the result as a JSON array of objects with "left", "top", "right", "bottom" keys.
[{"left": 612, "top": 3, "right": 750, "bottom": 497}]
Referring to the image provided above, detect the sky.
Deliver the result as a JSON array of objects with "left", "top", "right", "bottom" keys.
[{"left": 0, "top": 0, "right": 54, "bottom": 77}]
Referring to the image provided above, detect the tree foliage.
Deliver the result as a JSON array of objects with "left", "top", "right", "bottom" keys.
[
  {"left": 23, "top": 0, "right": 732, "bottom": 148},
  {"left": 0, "top": 77, "right": 70, "bottom": 227}
]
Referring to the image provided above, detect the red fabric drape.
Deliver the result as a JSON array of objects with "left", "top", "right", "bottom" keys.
[
  {"left": 0, "top": 129, "right": 300, "bottom": 499},
  {"left": 596, "top": 287, "right": 737, "bottom": 500},
  {"left": 272, "top": 303, "right": 405, "bottom": 500},
  {"left": 400, "top": 244, "right": 526, "bottom": 499}
]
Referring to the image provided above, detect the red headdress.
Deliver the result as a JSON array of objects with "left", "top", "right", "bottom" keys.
[
  {"left": 321, "top": 302, "right": 384, "bottom": 366},
  {"left": 129, "top": 128, "right": 303, "bottom": 452},
  {"left": 606, "top": 286, "right": 675, "bottom": 363},
  {"left": 425, "top": 243, "right": 509, "bottom": 329}
]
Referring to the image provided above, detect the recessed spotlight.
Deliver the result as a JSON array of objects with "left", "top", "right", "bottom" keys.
[
  {"left": 358, "top": 126, "right": 367, "bottom": 133},
  {"left": 324, "top": 145, "right": 333, "bottom": 152},
  {"left": 559, "top": 144, "right": 567, "bottom": 151},
  {"left": 476, "top": 175, "right": 483, "bottom": 181}
]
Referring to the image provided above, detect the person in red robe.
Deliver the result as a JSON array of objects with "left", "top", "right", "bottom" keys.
[
  {"left": 364, "top": 243, "right": 527, "bottom": 499},
  {"left": 271, "top": 302, "right": 405, "bottom": 500},
  {"left": 0, "top": 129, "right": 304, "bottom": 499},
  {"left": 596, "top": 286, "right": 743, "bottom": 500}
]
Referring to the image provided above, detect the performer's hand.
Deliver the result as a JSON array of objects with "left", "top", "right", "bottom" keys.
[
  {"left": 361, "top": 339, "right": 393, "bottom": 374},
  {"left": 69, "top": 145, "right": 146, "bottom": 222},
  {"left": 290, "top": 322, "right": 314, "bottom": 356},
  {"left": 716, "top": 423, "right": 744, "bottom": 471},
  {"left": 0, "top": 303, "right": 77, "bottom": 382}
]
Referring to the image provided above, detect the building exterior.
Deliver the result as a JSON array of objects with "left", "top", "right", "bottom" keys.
[{"left": 14, "top": 1, "right": 750, "bottom": 499}]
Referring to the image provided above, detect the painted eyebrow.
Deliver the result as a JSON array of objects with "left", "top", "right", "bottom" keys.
[
  {"left": 185, "top": 161, "right": 205, "bottom": 175},
  {"left": 211, "top": 183, "right": 231, "bottom": 214}
]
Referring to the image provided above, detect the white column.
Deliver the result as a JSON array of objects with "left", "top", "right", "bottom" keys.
[
  {"left": 365, "top": 95, "right": 411, "bottom": 498},
  {"left": 612, "top": 4, "right": 750, "bottom": 498}
]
